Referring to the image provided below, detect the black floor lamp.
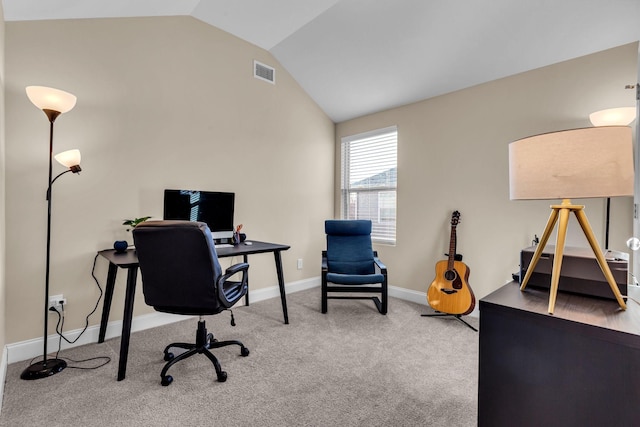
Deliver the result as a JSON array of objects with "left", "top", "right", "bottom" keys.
[
  {"left": 20, "top": 86, "right": 82, "bottom": 380},
  {"left": 589, "top": 106, "right": 637, "bottom": 250}
]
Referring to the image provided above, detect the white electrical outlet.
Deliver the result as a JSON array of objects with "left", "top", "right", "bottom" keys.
[
  {"left": 297, "top": 259, "right": 303, "bottom": 270},
  {"left": 48, "top": 294, "right": 67, "bottom": 311}
]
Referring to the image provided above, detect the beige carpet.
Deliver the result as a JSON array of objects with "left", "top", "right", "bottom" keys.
[{"left": 0, "top": 288, "right": 479, "bottom": 426}]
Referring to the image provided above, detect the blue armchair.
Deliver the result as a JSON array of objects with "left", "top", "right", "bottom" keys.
[{"left": 321, "top": 220, "right": 388, "bottom": 314}]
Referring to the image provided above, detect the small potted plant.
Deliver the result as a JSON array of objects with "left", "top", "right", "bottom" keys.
[
  {"left": 114, "top": 216, "right": 151, "bottom": 253},
  {"left": 122, "top": 216, "right": 152, "bottom": 232}
]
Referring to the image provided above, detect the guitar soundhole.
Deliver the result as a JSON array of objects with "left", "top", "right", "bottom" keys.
[{"left": 444, "top": 270, "right": 457, "bottom": 281}]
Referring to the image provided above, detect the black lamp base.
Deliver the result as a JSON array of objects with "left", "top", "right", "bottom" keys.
[{"left": 20, "top": 358, "right": 67, "bottom": 380}]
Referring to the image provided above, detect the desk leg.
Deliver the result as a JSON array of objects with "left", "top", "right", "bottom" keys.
[
  {"left": 117, "top": 267, "right": 138, "bottom": 381},
  {"left": 98, "top": 262, "right": 118, "bottom": 343},
  {"left": 273, "top": 251, "right": 289, "bottom": 324},
  {"left": 244, "top": 254, "right": 250, "bottom": 306}
]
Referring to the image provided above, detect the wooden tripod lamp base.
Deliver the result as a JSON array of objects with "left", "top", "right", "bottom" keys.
[{"left": 519, "top": 199, "right": 627, "bottom": 314}]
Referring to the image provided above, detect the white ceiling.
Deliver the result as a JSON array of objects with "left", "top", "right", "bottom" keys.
[{"left": 3, "top": 0, "right": 640, "bottom": 122}]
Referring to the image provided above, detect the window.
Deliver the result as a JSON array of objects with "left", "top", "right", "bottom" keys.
[{"left": 341, "top": 126, "right": 398, "bottom": 244}]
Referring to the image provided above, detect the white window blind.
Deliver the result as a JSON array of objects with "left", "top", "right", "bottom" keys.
[{"left": 341, "top": 126, "right": 398, "bottom": 244}]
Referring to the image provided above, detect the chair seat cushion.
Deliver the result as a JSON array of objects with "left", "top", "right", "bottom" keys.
[
  {"left": 153, "top": 305, "right": 226, "bottom": 316},
  {"left": 326, "top": 272, "right": 384, "bottom": 285}
]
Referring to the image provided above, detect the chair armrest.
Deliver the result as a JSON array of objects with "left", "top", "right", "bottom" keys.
[
  {"left": 217, "top": 262, "right": 249, "bottom": 307},
  {"left": 224, "top": 262, "right": 250, "bottom": 277},
  {"left": 373, "top": 257, "right": 387, "bottom": 275},
  {"left": 321, "top": 250, "right": 328, "bottom": 272}
]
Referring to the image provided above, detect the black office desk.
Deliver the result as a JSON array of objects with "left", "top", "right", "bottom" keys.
[{"left": 97, "top": 240, "right": 290, "bottom": 381}]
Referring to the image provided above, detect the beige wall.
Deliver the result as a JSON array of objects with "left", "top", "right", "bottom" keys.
[
  {"left": 4, "top": 17, "right": 335, "bottom": 344},
  {"left": 3, "top": 15, "right": 637, "bottom": 347},
  {"left": 1, "top": 5, "right": 6, "bottom": 356},
  {"left": 337, "top": 43, "right": 638, "bottom": 302}
]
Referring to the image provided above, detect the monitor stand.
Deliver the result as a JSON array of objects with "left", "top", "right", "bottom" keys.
[{"left": 214, "top": 237, "right": 235, "bottom": 248}]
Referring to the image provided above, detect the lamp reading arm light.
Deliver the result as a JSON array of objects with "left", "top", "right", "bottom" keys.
[{"left": 47, "top": 149, "right": 82, "bottom": 200}]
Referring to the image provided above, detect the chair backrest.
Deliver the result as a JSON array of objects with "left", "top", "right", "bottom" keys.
[
  {"left": 325, "top": 220, "right": 375, "bottom": 275},
  {"left": 132, "top": 220, "right": 224, "bottom": 315}
]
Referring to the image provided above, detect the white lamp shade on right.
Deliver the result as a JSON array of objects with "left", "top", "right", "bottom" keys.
[
  {"left": 54, "top": 149, "right": 81, "bottom": 168},
  {"left": 589, "top": 107, "right": 636, "bottom": 127},
  {"left": 26, "top": 86, "right": 77, "bottom": 114},
  {"left": 509, "top": 126, "right": 634, "bottom": 200}
]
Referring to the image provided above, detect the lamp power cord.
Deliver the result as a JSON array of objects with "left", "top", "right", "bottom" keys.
[{"left": 32, "top": 253, "right": 111, "bottom": 371}]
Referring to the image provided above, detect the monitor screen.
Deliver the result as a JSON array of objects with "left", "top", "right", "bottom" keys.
[{"left": 163, "top": 189, "right": 235, "bottom": 240}]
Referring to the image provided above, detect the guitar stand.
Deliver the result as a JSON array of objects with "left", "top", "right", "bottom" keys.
[
  {"left": 424, "top": 249, "right": 477, "bottom": 332},
  {"left": 421, "top": 312, "right": 478, "bottom": 332}
]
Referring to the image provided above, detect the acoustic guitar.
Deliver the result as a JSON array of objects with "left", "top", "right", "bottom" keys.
[{"left": 427, "top": 211, "right": 475, "bottom": 315}]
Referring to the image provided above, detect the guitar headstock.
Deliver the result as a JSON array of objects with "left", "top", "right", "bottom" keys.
[{"left": 451, "top": 210, "right": 461, "bottom": 226}]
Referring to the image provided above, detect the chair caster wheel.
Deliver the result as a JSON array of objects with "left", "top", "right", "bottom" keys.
[
  {"left": 240, "top": 347, "right": 250, "bottom": 357},
  {"left": 164, "top": 352, "right": 174, "bottom": 362},
  {"left": 161, "top": 375, "right": 173, "bottom": 386},
  {"left": 217, "top": 371, "right": 228, "bottom": 382}
]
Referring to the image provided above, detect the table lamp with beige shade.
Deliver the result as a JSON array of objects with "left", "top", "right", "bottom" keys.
[{"left": 509, "top": 126, "right": 634, "bottom": 314}]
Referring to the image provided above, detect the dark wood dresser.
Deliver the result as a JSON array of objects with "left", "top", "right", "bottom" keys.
[{"left": 478, "top": 281, "right": 640, "bottom": 426}]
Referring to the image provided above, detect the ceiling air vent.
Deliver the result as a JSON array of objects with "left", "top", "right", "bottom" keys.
[{"left": 254, "top": 60, "right": 275, "bottom": 84}]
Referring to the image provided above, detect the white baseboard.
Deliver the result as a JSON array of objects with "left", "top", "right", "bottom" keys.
[
  {"left": 0, "top": 277, "right": 478, "bottom": 416},
  {"left": 5, "top": 277, "right": 320, "bottom": 365},
  {"left": 388, "top": 285, "right": 428, "bottom": 305},
  {"left": 0, "top": 346, "right": 6, "bottom": 415},
  {"left": 0, "top": 277, "right": 458, "bottom": 416},
  {"left": 247, "top": 276, "right": 319, "bottom": 304},
  {"left": 5, "top": 276, "right": 475, "bottom": 366},
  {"left": 5, "top": 311, "right": 186, "bottom": 365},
  {"left": 389, "top": 284, "right": 479, "bottom": 317}
]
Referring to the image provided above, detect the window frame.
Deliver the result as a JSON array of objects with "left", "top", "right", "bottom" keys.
[{"left": 340, "top": 126, "right": 398, "bottom": 245}]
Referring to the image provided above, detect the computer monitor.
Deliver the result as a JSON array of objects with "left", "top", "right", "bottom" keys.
[{"left": 163, "top": 189, "right": 235, "bottom": 241}]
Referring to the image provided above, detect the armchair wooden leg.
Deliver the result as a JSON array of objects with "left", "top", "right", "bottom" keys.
[
  {"left": 381, "top": 282, "right": 388, "bottom": 315},
  {"left": 321, "top": 281, "right": 328, "bottom": 313}
]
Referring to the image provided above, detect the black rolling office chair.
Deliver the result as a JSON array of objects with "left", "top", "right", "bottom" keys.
[
  {"left": 132, "top": 220, "right": 250, "bottom": 386},
  {"left": 321, "top": 219, "right": 388, "bottom": 314}
]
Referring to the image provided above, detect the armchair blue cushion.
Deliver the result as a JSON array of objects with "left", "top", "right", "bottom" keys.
[{"left": 322, "top": 220, "right": 388, "bottom": 314}]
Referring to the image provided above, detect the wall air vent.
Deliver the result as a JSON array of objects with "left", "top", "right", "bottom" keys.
[{"left": 254, "top": 60, "right": 275, "bottom": 84}]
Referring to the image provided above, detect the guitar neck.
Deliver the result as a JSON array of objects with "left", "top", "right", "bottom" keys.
[{"left": 447, "top": 225, "right": 457, "bottom": 269}]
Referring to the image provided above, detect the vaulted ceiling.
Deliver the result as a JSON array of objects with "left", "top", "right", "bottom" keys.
[{"left": 3, "top": 0, "right": 640, "bottom": 122}]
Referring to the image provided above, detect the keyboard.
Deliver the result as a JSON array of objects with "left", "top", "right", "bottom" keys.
[{"left": 215, "top": 244, "right": 233, "bottom": 249}]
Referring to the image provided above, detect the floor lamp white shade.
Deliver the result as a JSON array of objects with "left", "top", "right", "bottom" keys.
[
  {"left": 588, "top": 107, "right": 636, "bottom": 249},
  {"left": 589, "top": 107, "right": 636, "bottom": 127},
  {"left": 26, "top": 86, "right": 77, "bottom": 114},
  {"left": 54, "top": 149, "right": 81, "bottom": 168}
]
